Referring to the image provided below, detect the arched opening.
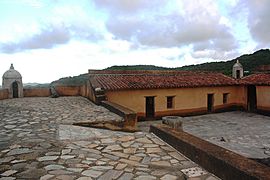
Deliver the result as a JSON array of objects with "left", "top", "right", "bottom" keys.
[
  {"left": 12, "top": 81, "right": 19, "bottom": 98},
  {"left": 236, "top": 70, "right": 241, "bottom": 79}
]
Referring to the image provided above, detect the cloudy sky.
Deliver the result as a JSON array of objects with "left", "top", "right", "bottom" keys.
[{"left": 0, "top": 0, "right": 269, "bottom": 84}]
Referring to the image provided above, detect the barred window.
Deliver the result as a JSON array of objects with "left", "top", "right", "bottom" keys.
[
  {"left": 223, "top": 93, "right": 229, "bottom": 104},
  {"left": 167, "top": 96, "right": 174, "bottom": 109}
]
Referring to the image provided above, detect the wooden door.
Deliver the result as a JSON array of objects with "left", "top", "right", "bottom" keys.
[
  {"left": 207, "top": 94, "right": 214, "bottom": 112},
  {"left": 145, "top": 96, "right": 155, "bottom": 119},
  {"left": 247, "top": 85, "right": 257, "bottom": 112},
  {"left": 12, "top": 81, "right": 18, "bottom": 98}
]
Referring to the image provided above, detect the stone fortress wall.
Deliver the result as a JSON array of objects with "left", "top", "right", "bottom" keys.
[
  {"left": 0, "top": 85, "right": 88, "bottom": 99},
  {"left": 23, "top": 88, "right": 51, "bottom": 97},
  {"left": 1, "top": 64, "right": 89, "bottom": 100},
  {"left": 55, "top": 85, "right": 85, "bottom": 96},
  {"left": 0, "top": 89, "right": 9, "bottom": 100}
]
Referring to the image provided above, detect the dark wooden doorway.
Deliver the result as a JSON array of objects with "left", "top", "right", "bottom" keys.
[
  {"left": 207, "top": 94, "right": 214, "bottom": 112},
  {"left": 12, "top": 81, "right": 18, "bottom": 98},
  {"left": 236, "top": 70, "right": 241, "bottom": 79},
  {"left": 145, "top": 96, "right": 155, "bottom": 119},
  {"left": 247, "top": 85, "right": 257, "bottom": 112}
]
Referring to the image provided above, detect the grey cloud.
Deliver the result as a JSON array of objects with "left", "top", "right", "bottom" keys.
[
  {"left": 93, "top": 0, "right": 166, "bottom": 14},
  {"left": 94, "top": 0, "right": 238, "bottom": 52},
  {"left": 193, "top": 36, "right": 238, "bottom": 52},
  {"left": 247, "top": 0, "right": 270, "bottom": 46},
  {"left": 0, "top": 24, "right": 70, "bottom": 53},
  {"left": 236, "top": 0, "right": 270, "bottom": 46},
  {"left": 0, "top": 22, "right": 103, "bottom": 53},
  {"left": 69, "top": 23, "right": 104, "bottom": 41},
  {"left": 191, "top": 50, "right": 239, "bottom": 60}
]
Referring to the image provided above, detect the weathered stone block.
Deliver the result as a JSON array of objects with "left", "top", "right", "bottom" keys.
[{"left": 162, "top": 116, "right": 183, "bottom": 131}]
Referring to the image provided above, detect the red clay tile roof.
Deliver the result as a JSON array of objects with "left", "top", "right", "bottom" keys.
[
  {"left": 242, "top": 73, "right": 270, "bottom": 85},
  {"left": 89, "top": 70, "right": 240, "bottom": 91}
]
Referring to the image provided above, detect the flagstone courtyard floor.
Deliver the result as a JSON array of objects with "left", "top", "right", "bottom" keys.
[{"left": 0, "top": 97, "right": 217, "bottom": 180}]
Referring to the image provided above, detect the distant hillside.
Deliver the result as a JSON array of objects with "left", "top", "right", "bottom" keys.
[
  {"left": 177, "top": 49, "right": 270, "bottom": 75},
  {"left": 51, "top": 49, "right": 270, "bottom": 85},
  {"left": 105, "top": 49, "right": 270, "bottom": 75},
  {"left": 50, "top": 73, "right": 88, "bottom": 86},
  {"left": 105, "top": 65, "right": 170, "bottom": 71},
  {"left": 24, "top": 83, "right": 50, "bottom": 88}
]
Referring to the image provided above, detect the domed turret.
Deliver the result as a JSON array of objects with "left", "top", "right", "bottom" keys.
[
  {"left": 3, "top": 64, "right": 22, "bottom": 79},
  {"left": 232, "top": 60, "right": 243, "bottom": 79},
  {"left": 2, "top": 64, "right": 23, "bottom": 98}
]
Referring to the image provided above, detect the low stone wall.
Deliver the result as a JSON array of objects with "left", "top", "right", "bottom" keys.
[
  {"left": 79, "top": 84, "right": 87, "bottom": 97},
  {"left": 150, "top": 124, "right": 270, "bottom": 180},
  {"left": 55, "top": 86, "right": 81, "bottom": 96},
  {"left": 101, "top": 101, "right": 137, "bottom": 128},
  {"left": 23, "top": 88, "right": 51, "bottom": 97},
  {"left": 256, "top": 106, "right": 270, "bottom": 116},
  {"left": 0, "top": 89, "right": 9, "bottom": 100},
  {"left": 1, "top": 85, "right": 88, "bottom": 99}
]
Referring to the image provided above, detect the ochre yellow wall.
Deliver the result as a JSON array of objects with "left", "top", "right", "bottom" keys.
[
  {"left": 106, "top": 86, "right": 246, "bottom": 117},
  {"left": 256, "top": 86, "right": 270, "bottom": 111}
]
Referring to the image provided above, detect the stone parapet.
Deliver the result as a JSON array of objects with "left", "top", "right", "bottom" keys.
[
  {"left": 150, "top": 124, "right": 270, "bottom": 180},
  {"left": 101, "top": 101, "right": 137, "bottom": 128},
  {"left": 0, "top": 89, "right": 9, "bottom": 100},
  {"left": 23, "top": 88, "right": 51, "bottom": 97},
  {"left": 54, "top": 86, "right": 81, "bottom": 96}
]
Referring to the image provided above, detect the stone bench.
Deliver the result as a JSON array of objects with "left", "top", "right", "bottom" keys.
[{"left": 162, "top": 116, "right": 183, "bottom": 131}]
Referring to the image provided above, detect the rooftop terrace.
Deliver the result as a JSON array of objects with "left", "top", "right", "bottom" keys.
[{"left": 0, "top": 97, "right": 217, "bottom": 179}]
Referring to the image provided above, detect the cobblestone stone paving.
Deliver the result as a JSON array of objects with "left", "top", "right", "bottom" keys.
[
  {"left": 182, "top": 111, "right": 270, "bottom": 159},
  {"left": 0, "top": 97, "right": 217, "bottom": 179}
]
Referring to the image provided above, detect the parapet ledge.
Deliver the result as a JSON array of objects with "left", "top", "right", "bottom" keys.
[
  {"left": 150, "top": 124, "right": 270, "bottom": 180},
  {"left": 101, "top": 101, "right": 137, "bottom": 128}
]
